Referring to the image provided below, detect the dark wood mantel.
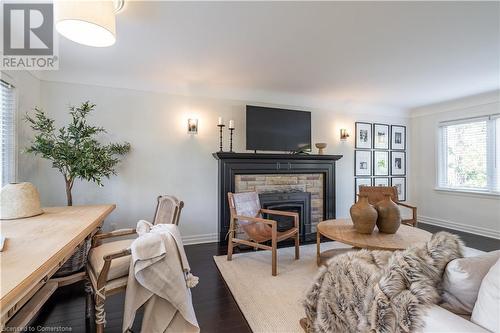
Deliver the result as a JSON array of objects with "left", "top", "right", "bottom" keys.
[
  {"left": 213, "top": 152, "right": 343, "bottom": 242},
  {"left": 213, "top": 152, "right": 343, "bottom": 161}
]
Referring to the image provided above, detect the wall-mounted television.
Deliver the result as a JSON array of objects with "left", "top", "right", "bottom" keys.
[{"left": 246, "top": 105, "right": 311, "bottom": 152}]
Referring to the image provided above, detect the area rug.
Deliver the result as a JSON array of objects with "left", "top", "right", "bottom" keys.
[{"left": 213, "top": 242, "right": 352, "bottom": 333}]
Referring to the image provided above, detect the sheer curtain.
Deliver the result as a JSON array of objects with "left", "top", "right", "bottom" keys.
[{"left": 1, "top": 79, "right": 16, "bottom": 187}]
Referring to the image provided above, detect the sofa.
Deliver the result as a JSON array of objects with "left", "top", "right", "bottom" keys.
[{"left": 422, "top": 247, "right": 499, "bottom": 333}]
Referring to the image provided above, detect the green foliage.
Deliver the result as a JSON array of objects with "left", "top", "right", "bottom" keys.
[
  {"left": 446, "top": 122, "right": 487, "bottom": 188},
  {"left": 25, "top": 101, "right": 130, "bottom": 201}
]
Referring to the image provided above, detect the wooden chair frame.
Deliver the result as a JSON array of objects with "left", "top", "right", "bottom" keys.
[
  {"left": 86, "top": 196, "right": 184, "bottom": 333},
  {"left": 227, "top": 192, "right": 300, "bottom": 276}
]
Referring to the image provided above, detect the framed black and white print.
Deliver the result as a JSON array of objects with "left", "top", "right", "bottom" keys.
[
  {"left": 355, "top": 122, "right": 372, "bottom": 149},
  {"left": 373, "top": 123, "right": 390, "bottom": 149},
  {"left": 355, "top": 178, "right": 373, "bottom": 201},
  {"left": 373, "top": 150, "right": 389, "bottom": 176},
  {"left": 391, "top": 177, "right": 406, "bottom": 201},
  {"left": 374, "top": 177, "right": 389, "bottom": 187},
  {"left": 391, "top": 125, "right": 406, "bottom": 150},
  {"left": 391, "top": 151, "right": 406, "bottom": 176},
  {"left": 355, "top": 150, "right": 372, "bottom": 176}
]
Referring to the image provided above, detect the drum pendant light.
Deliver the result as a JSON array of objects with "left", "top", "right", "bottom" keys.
[{"left": 55, "top": 1, "right": 124, "bottom": 47}]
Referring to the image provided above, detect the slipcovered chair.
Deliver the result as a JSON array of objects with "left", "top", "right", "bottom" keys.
[
  {"left": 86, "top": 195, "right": 184, "bottom": 333},
  {"left": 227, "top": 191, "right": 300, "bottom": 276},
  {"left": 359, "top": 186, "right": 417, "bottom": 227}
]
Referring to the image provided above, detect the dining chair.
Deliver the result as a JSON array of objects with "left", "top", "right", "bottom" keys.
[{"left": 85, "top": 195, "right": 184, "bottom": 333}]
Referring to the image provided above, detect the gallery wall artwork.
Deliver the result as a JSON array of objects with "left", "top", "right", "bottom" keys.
[
  {"left": 373, "top": 123, "right": 390, "bottom": 150},
  {"left": 391, "top": 125, "right": 406, "bottom": 150},
  {"left": 354, "top": 122, "right": 407, "bottom": 201},
  {"left": 355, "top": 150, "right": 372, "bottom": 176},
  {"left": 355, "top": 122, "right": 372, "bottom": 149},
  {"left": 391, "top": 177, "right": 406, "bottom": 201}
]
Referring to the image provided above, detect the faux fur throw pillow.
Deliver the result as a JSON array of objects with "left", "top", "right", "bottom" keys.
[{"left": 303, "top": 232, "right": 464, "bottom": 333}]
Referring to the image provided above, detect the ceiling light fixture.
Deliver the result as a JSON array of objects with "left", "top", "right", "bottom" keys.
[{"left": 55, "top": 0, "right": 124, "bottom": 47}]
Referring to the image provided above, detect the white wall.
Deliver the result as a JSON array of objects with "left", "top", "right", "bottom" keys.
[
  {"left": 15, "top": 78, "right": 410, "bottom": 244},
  {"left": 410, "top": 91, "right": 500, "bottom": 239}
]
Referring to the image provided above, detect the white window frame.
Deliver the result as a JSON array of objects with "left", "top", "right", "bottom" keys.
[
  {"left": 436, "top": 114, "right": 500, "bottom": 197},
  {"left": 0, "top": 75, "right": 17, "bottom": 187}
]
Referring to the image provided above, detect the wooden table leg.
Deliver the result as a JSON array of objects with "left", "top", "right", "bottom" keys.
[{"left": 316, "top": 231, "right": 320, "bottom": 266}]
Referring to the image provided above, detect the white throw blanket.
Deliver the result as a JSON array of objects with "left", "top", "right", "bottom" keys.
[{"left": 122, "top": 220, "right": 200, "bottom": 333}]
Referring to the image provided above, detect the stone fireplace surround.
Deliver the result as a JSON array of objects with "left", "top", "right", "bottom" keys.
[
  {"left": 213, "top": 152, "right": 342, "bottom": 243},
  {"left": 235, "top": 174, "right": 323, "bottom": 232}
]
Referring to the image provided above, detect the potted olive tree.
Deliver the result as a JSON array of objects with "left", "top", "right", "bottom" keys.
[
  {"left": 25, "top": 101, "right": 130, "bottom": 275},
  {"left": 25, "top": 101, "right": 130, "bottom": 206}
]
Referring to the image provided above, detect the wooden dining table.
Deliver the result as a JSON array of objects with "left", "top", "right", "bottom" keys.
[{"left": 0, "top": 204, "right": 115, "bottom": 330}]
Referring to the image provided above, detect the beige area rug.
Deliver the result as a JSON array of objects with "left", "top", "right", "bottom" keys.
[{"left": 213, "top": 242, "right": 353, "bottom": 333}]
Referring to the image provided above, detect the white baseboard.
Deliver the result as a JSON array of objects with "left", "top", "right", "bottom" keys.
[
  {"left": 418, "top": 215, "right": 500, "bottom": 240},
  {"left": 182, "top": 233, "right": 218, "bottom": 245}
]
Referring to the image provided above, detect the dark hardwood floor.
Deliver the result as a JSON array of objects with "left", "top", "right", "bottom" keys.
[{"left": 28, "top": 224, "right": 499, "bottom": 332}]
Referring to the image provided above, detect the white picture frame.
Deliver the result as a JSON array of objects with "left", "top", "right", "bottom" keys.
[
  {"left": 374, "top": 177, "right": 389, "bottom": 186},
  {"left": 373, "top": 150, "right": 389, "bottom": 176},
  {"left": 373, "top": 123, "right": 390, "bottom": 150},
  {"left": 355, "top": 150, "right": 372, "bottom": 176},
  {"left": 355, "top": 122, "right": 372, "bottom": 149},
  {"left": 391, "top": 151, "right": 406, "bottom": 176},
  {"left": 391, "top": 177, "right": 406, "bottom": 201},
  {"left": 391, "top": 125, "right": 406, "bottom": 150},
  {"left": 355, "top": 178, "right": 372, "bottom": 201}
]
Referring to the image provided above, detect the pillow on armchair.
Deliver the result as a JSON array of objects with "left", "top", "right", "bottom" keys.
[{"left": 440, "top": 250, "right": 500, "bottom": 315}]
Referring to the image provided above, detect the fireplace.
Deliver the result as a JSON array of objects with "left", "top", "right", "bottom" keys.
[
  {"left": 213, "top": 152, "right": 343, "bottom": 243},
  {"left": 259, "top": 191, "right": 311, "bottom": 241}
]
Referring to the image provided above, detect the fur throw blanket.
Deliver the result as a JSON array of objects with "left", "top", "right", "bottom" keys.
[{"left": 303, "top": 232, "right": 464, "bottom": 333}]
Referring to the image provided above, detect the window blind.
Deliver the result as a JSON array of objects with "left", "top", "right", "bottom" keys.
[
  {"left": 438, "top": 114, "right": 499, "bottom": 193},
  {"left": 495, "top": 117, "right": 500, "bottom": 192},
  {"left": 1, "top": 79, "right": 16, "bottom": 187}
]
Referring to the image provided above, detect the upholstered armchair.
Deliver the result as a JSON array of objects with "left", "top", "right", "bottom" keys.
[
  {"left": 359, "top": 186, "right": 417, "bottom": 227},
  {"left": 227, "top": 191, "right": 300, "bottom": 276},
  {"left": 86, "top": 195, "right": 184, "bottom": 333}
]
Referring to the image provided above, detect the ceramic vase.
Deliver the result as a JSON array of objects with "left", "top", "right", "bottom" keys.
[
  {"left": 315, "top": 143, "right": 327, "bottom": 155},
  {"left": 375, "top": 193, "right": 401, "bottom": 234},
  {"left": 350, "top": 194, "right": 377, "bottom": 234}
]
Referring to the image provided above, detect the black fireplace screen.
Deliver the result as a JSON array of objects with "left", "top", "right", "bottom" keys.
[{"left": 259, "top": 191, "right": 312, "bottom": 241}]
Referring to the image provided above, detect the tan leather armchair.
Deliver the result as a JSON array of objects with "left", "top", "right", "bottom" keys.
[
  {"left": 85, "top": 195, "right": 184, "bottom": 333},
  {"left": 359, "top": 186, "right": 417, "bottom": 227},
  {"left": 227, "top": 191, "right": 300, "bottom": 276}
]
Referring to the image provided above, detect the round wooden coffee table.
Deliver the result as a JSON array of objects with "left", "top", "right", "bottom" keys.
[{"left": 316, "top": 218, "right": 432, "bottom": 265}]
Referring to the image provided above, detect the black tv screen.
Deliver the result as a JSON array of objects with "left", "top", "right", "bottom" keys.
[{"left": 246, "top": 105, "right": 311, "bottom": 152}]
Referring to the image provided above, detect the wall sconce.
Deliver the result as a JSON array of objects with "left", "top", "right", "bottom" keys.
[
  {"left": 340, "top": 129, "right": 349, "bottom": 141},
  {"left": 188, "top": 118, "right": 198, "bottom": 134}
]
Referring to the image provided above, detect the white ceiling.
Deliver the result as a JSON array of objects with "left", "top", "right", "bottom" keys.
[{"left": 37, "top": 1, "right": 500, "bottom": 111}]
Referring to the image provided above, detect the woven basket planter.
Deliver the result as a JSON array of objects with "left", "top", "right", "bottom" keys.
[{"left": 53, "top": 238, "right": 92, "bottom": 277}]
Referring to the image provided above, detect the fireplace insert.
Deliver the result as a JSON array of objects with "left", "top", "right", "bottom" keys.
[{"left": 259, "top": 191, "right": 312, "bottom": 242}]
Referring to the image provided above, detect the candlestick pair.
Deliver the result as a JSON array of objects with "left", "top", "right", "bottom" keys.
[
  {"left": 217, "top": 119, "right": 235, "bottom": 152},
  {"left": 218, "top": 117, "right": 235, "bottom": 129}
]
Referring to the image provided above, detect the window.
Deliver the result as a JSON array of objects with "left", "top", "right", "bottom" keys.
[
  {"left": 1, "top": 79, "right": 16, "bottom": 187},
  {"left": 437, "top": 114, "right": 500, "bottom": 195}
]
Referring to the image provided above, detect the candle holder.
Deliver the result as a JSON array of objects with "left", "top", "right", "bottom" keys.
[
  {"left": 229, "top": 128, "right": 235, "bottom": 152},
  {"left": 217, "top": 124, "right": 225, "bottom": 152}
]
